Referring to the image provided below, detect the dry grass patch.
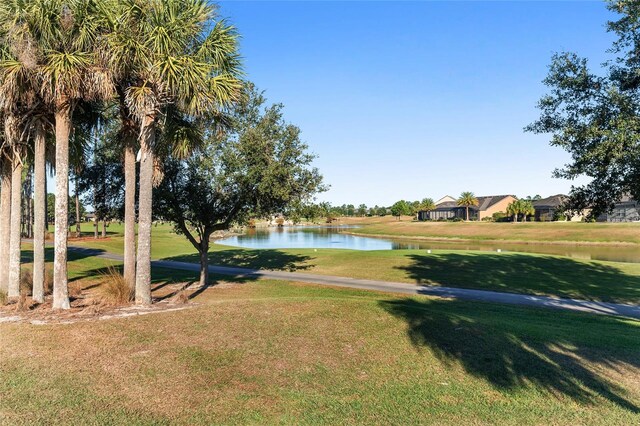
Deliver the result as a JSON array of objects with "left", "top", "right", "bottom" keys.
[
  {"left": 97, "top": 266, "right": 134, "bottom": 305},
  {"left": 345, "top": 216, "right": 640, "bottom": 244}
]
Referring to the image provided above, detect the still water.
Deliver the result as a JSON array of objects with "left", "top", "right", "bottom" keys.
[{"left": 216, "top": 225, "right": 640, "bottom": 263}]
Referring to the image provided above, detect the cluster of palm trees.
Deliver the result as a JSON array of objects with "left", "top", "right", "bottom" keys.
[
  {"left": 506, "top": 199, "right": 535, "bottom": 222},
  {"left": 0, "top": 0, "right": 242, "bottom": 309}
]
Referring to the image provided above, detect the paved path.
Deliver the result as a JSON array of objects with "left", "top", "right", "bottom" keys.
[{"left": 68, "top": 246, "right": 640, "bottom": 320}]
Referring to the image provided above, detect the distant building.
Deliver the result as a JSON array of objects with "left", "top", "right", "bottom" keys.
[
  {"left": 418, "top": 195, "right": 517, "bottom": 221},
  {"left": 532, "top": 194, "right": 566, "bottom": 222},
  {"left": 434, "top": 195, "right": 456, "bottom": 205},
  {"left": 597, "top": 195, "right": 640, "bottom": 222}
]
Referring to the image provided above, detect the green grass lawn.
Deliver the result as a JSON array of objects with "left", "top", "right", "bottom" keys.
[
  {"left": 5, "top": 225, "right": 639, "bottom": 424},
  {"left": 61, "top": 223, "right": 640, "bottom": 304},
  {"left": 2, "top": 260, "right": 640, "bottom": 424}
]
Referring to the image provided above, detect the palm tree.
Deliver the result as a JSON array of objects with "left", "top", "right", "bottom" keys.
[
  {"left": 457, "top": 191, "right": 479, "bottom": 221},
  {"left": 507, "top": 200, "right": 521, "bottom": 223},
  {"left": 28, "top": 0, "right": 112, "bottom": 309},
  {"left": 419, "top": 197, "right": 436, "bottom": 220},
  {"left": 0, "top": 18, "right": 43, "bottom": 299},
  {"left": 101, "top": 0, "right": 241, "bottom": 305},
  {"left": 520, "top": 199, "right": 534, "bottom": 222}
]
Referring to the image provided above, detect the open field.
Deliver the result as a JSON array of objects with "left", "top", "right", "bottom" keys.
[
  {"left": 61, "top": 223, "right": 640, "bottom": 305},
  {"left": 2, "top": 252, "right": 640, "bottom": 424},
  {"left": 341, "top": 215, "right": 640, "bottom": 244}
]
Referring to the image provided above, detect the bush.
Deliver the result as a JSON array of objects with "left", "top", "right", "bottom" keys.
[
  {"left": 448, "top": 217, "right": 464, "bottom": 222},
  {"left": 275, "top": 217, "right": 285, "bottom": 227},
  {"left": 248, "top": 218, "right": 256, "bottom": 228},
  {"left": 98, "top": 266, "right": 133, "bottom": 305},
  {"left": 492, "top": 212, "right": 507, "bottom": 222}
]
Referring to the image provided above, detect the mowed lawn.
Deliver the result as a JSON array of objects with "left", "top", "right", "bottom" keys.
[
  {"left": 2, "top": 268, "right": 640, "bottom": 424},
  {"left": 65, "top": 223, "right": 640, "bottom": 304},
  {"left": 343, "top": 215, "right": 640, "bottom": 244}
]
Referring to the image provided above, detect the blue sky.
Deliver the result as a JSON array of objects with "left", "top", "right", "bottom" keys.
[{"left": 217, "top": 1, "right": 616, "bottom": 206}]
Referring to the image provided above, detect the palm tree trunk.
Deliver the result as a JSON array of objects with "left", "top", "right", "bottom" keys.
[
  {"left": 0, "top": 160, "right": 11, "bottom": 295},
  {"left": 466, "top": 206, "right": 469, "bottom": 221},
  {"left": 53, "top": 103, "right": 71, "bottom": 310},
  {"left": 75, "top": 178, "right": 81, "bottom": 237},
  {"left": 123, "top": 138, "right": 136, "bottom": 290},
  {"left": 44, "top": 170, "right": 48, "bottom": 237},
  {"left": 135, "top": 119, "right": 155, "bottom": 306},
  {"left": 8, "top": 154, "right": 23, "bottom": 299},
  {"left": 33, "top": 129, "right": 46, "bottom": 303}
]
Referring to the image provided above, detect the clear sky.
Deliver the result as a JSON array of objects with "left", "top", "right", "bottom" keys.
[{"left": 217, "top": 1, "right": 616, "bottom": 206}]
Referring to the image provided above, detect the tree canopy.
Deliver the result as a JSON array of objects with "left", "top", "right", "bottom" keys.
[
  {"left": 527, "top": 0, "right": 640, "bottom": 217},
  {"left": 154, "top": 84, "right": 324, "bottom": 286}
]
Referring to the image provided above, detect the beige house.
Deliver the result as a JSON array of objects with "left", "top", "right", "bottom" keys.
[
  {"left": 476, "top": 195, "right": 518, "bottom": 220},
  {"left": 419, "top": 194, "right": 517, "bottom": 221}
]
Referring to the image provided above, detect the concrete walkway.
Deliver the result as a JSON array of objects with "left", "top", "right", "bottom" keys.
[{"left": 68, "top": 246, "right": 640, "bottom": 320}]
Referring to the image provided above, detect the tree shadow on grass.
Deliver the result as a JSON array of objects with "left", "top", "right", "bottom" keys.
[
  {"left": 70, "top": 263, "right": 259, "bottom": 302},
  {"left": 381, "top": 298, "right": 640, "bottom": 413},
  {"left": 396, "top": 252, "right": 640, "bottom": 304},
  {"left": 168, "top": 248, "right": 315, "bottom": 272},
  {"left": 20, "top": 246, "right": 107, "bottom": 264}
]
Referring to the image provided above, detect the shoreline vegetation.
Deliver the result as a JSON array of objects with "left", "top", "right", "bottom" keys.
[
  {"left": 341, "top": 230, "right": 640, "bottom": 247},
  {"left": 339, "top": 216, "right": 640, "bottom": 245}
]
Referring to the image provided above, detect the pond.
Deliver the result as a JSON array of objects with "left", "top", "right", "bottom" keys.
[{"left": 216, "top": 225, "right": 640, "bottom": 263}]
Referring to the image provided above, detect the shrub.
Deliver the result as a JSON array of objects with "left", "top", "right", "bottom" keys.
[
  {"left": 98, "top": 266, "right": 133, "bottom": 305},
  {"left": 275, "top": 217, "right": 285, "bottom": 227},
  {"left": 248, "top": 218, "right": 256, "bottom": 228},
  {"left": 492, "top": 212, "right": 506, "bottom": 221}
]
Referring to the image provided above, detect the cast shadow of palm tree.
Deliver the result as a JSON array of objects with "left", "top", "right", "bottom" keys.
[
  {"left": 381, "top": 298, "right": 640, "bottom": 412},
  {"left": 396, "top": 252, "right": 640, "bottom": 304},
  {"left": 167, "top": 248, "right": 315, "bottom": 273}
]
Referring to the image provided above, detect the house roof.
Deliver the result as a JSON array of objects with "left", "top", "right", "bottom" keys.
[
  {"left": 433, "top": 201, "right": 458, "bottom": 210},
  {"left": 435, "top": 195, "right": 456, "bottom": 206},
  {"left": 474, "top": 195, "right": 516, "bottom": 211},
  {"left": 425, "top": 195, "right": 515, "bottom": 212},
  {"left": 532, "top": 194, "right": 567, "bottom": 209}
]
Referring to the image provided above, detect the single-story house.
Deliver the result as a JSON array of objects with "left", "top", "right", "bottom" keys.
[
  {"left": 532, "top": 194, "right": 566, "bottom": 222},
  {"left": 597, "top": 195, "right": 640, "bottom": 222},
  {"left": 418, "top": 195, "right": 517, "bottom": 221},
  {"left": 531, "top": 194, "right": 590, "bottom": 222}
]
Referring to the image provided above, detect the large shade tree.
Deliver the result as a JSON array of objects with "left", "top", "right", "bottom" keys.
[
  {"left": 527, "top": 1, "right": 640, "bottom": 217},
  {"left": 155, "top": 85, "right": 324, "bottom": 286}
]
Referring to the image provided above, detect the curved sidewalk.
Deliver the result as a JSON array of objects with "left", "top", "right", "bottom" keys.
[{"left": 68, "top": 246, "right": 640, "bottom": 320}]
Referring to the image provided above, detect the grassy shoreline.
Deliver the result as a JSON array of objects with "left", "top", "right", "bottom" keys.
[
  {"left": 342, "top": 230, "right": 640, "bottom": 247},
  {"left": 54, "top": 223, "right": 640, "bottom": 305},
  {"left": 342, "top": 216, "right": 640, "bottom": 245}
]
